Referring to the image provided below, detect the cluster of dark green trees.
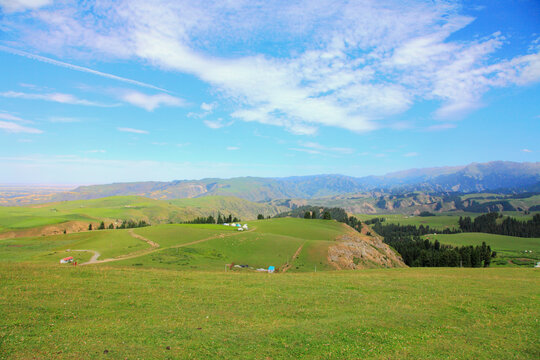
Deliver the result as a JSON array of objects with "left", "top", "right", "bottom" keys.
[
  {"left": 275, "top": 205, "right": 362, "bottom": 230},
  {"left": 184, "top": 214, "right": 240, "bottom": 224},
  {"left": 89, "top": 219, "right": 150, "bottom": 231},
  {"left": 459, "top": 213, "right": 540, "bottom": 237},
  {"left": 372, "top": 222, "right": 496, "bottom": 267}
]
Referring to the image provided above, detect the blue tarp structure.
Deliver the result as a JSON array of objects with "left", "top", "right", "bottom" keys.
[{"left": 268, "top": 266, "right": 275, "bottom": 273}]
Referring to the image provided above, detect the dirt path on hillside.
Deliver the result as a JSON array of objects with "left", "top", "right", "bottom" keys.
[
  {"left": 128, "top": 229, "right": 160, "bottom": 248},
  {"left": 80, "top": 227, "right": 254, "bottom": 266},
  {"left": 67, "top": 249, "right": 101, "bottom": 265},
  {"left": 281, "top": 241, "right": 306, "bottom": 273}
]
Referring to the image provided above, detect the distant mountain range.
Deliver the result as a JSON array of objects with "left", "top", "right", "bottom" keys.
[
  {"left": 1, "top": 161, "right": 539, "bottom": 206},
  {"left": 41, "top": 161, "right": 540, "bottom": 203}
]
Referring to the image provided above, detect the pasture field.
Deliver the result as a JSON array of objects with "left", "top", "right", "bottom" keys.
[
  {"left": 0, "top": 195, "right": 287, "bottom": 236},
  {"left": 0, "top": 218, "right": 345, "bottom": 271},
  {"left": 0, "top": 229, "right": 150, "bottom": 263},
  {"left": 0, "top": 264, "right": 538, "bottom": 359},
  {"left": 0, "top": 196, "right": 189, "bottom": 234},
  {"left": 426, "top": 232, "right": 540, "bottom": 267},
  {"left": 355, "top": 213, "right": 465, "bottom": 230},
  {"left": 112, "top": 218, "right": 342, "bottom": 271},
  {"left": 355, "top": 212, "right": 537, "bottom": 231}
]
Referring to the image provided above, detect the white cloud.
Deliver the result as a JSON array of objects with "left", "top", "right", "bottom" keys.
[
  {"left": 119, "top": 90, "right": 185, "bottom": 111},
  {"left": 0, "top": 91, "right": 114, "bottom": 107},
  {"left": 290, "top": 147, "right": 320, "bottom": 155},
  {"left": 203, "top": 118, "right": 232, "bottom": 129},
  {"left": 84, "top": 150, "right": 106, "bottom": 153},
  {"left": 522, "top": 149, "right": 533, "bottom": 153},
  {"left": 201, "top": 102, "right": 216, "bottom": 112},
  {"left": 300, "top": 142, "right": 354, "bottom": 154},
  {"left": 0, "top": 113, "right": 24, "bottom": 122},
  {"left": 403, "top": 152, "right": 418, "bottom": 157},
  {"left": 0, "top": 0, "right": 52, "bottom": 13},
  {"left": 226, "top": 146, "right": 239, "bottom": 151},
  {"left": 0, "top": 121, "right": 43, "bottom": 133},
  {"left": 4, "top": 1, "right": 540, "bottom": 132},
  {"left": 117, "top": 127, "right": 148, "bottom": 134}
]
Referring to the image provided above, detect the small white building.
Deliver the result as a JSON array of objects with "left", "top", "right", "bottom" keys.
[
  {"left": 242, "top": 224, "right": 248, "bottom": 230},
  {"left": 237, "top": 227, "right": 244, "bottom": 231},
  {"left": 223, "top": 223, "right": 229, "bottom": 226}
]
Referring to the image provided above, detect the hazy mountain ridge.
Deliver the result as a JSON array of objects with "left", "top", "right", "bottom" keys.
[{"left": 1, "top": 161, "right": 539, "bottom": 206}]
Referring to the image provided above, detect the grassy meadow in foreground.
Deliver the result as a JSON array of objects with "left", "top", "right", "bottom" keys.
[{"left": 0, "top": 264, "right": 538, "bottom": 359}]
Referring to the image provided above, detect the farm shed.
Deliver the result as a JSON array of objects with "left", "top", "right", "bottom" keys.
[{"left": 60, "top": 256, "right": 73, "bottom": 264}]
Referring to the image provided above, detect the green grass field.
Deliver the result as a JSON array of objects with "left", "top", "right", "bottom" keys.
[
  {"left": 0, "top": 195, "right": 289, "bottom": 235},
  {"left": 0, "top": 218, "right": 346, "bottom": 272},
  {"left": 0, "top": 196, "right": 189, "bottom": 234},
  {"left": 426, "top": 232, "right": 540, "bottom": 267},
  {"left": 0, "top": 264, "right": 538, "bottom": 359},
  {"left": 111, "top": 218, "right": 343, "bottom": 271},
  {"left": 355, "top": 212, "right": 537, "bottom": 231},
  {"left": 0, "top": 229, "right": 150, "bottom": 263}
]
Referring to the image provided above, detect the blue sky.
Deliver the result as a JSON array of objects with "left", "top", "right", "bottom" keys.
[{"left": 0, "top": 0, "right": 539, "bottom": 184}]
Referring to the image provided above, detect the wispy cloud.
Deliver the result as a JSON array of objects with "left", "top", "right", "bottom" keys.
[
  {"left": 119, "top": 90, "right": 186, "bottom": 111},
  {"left": 117, "top": 127, "right": 148, "bottom": 134},
  {"left": 226, "top": 146, "right": 239, "bottom": 151},
  {"left": 0, "top": 113, "right": 25, "bottom": 122},
  {"left": 522, "top": 149, "right": 533, "bottom": 153},
  {"left": 0, "top": 0, "right": 52, "bottom": 13},
  {"left": 0, "top": 46, "right": 172, "bottom": 92},
  {"left": 0, "top": 91, "right": 115, "bottom": 107},
  {"left": 290, "top": 147, "right": 320, "bottom": 155},
  {"left": 3, "top": 1, "right": 540, "bottom": 133},
  {"left": 301, "top": 142, "right": 354, "bottom": 154},
  {"left": 0, "top": 120, "right": 43, "bottom": 133},
  {"left": 204, "top": 118, "right": 232, "bottom": 129},
  {"left": 403, "top": 152, "right": 419, "bottom": 157},
  {"left": 84, "top": 149, "right": 106, "bottom": 153}
]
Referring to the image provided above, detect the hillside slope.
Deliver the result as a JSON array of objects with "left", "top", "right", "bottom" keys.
[{"left": 0, "top": 195, "right": 285, "bottom": 239}]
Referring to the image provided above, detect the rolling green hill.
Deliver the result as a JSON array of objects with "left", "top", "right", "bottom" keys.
[
  {"left": 425, "top": 232, "right": 540, "bottom": 267},
  {"left": 0, "top": 218, "right": 404, "bottom": 272},
  {"left": 0, "top": 195, "right": 286, "bottom": 238}
]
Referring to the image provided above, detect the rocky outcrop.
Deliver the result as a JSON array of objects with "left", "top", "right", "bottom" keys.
[{"left": 328, "top": 224, "right": 406, "bottom": 269}]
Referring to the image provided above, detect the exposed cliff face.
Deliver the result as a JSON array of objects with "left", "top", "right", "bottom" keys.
[{"left": 328, "top": 224, "right": 406, "bottom": 269}]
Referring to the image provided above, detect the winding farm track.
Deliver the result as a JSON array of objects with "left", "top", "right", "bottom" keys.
[
  {"left": 128, "top": 229, "right": 160, "bottom": 248},
  {"left": 281, "top": 241, "right": 306, "bottom": 273},
  {"left": 79, "top": 227, "right": 254, "bottom": 266},
  {"left": 67, "top": 249, "right": 101, "bottom": 264}
]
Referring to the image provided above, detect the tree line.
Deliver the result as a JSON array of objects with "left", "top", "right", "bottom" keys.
[
  {"left": 372, "top": 222, "right": 496, "bottom": 267},
  {"left": 274, "top": 205, "right": 362, "bottom": 231},
  {"left": 459, "top": 213, "right": 540, "bottom": 237},
  {"left": 89, "top": 219, "right": 150, "bottom": 231},
  {"left": 184, "top": 213, "right": 240, "bottom": 224}
]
